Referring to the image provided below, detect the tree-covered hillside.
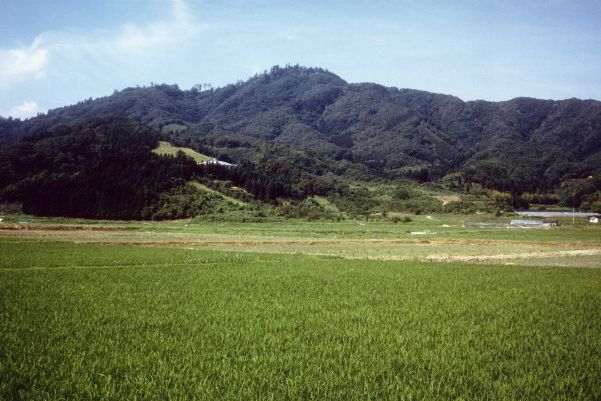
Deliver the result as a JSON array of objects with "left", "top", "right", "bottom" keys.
[
  {"left": 1, "top": 65, "right": 600, "bottom": 197},
  {"left": 0, "top": 117, "right": 199, "bottom": 219}
]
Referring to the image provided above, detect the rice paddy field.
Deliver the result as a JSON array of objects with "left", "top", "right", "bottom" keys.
[{"left": 1, "top": 215, "right": 600, "bottom": 400}]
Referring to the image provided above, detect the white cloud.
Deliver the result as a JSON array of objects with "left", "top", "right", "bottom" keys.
[
  {"left": 0, "top": 41, "right": 49, "bottom": 87},
  {"left": 0, "top": 0, "right": 201, "bottom": 88},
  {"left": 8, "top": 101, "right": 40, "bottom": 119}
]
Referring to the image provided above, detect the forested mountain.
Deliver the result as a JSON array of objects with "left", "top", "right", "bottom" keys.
[
  {"left": 0, "top": 118, "right": 198, "bottom": 219},
  {"left": 1, "top": 65, "right": 600, "bottom": 202}
]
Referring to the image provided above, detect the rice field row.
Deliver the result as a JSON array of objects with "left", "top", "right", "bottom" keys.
[{"left": 1, "top": 240, "right": 600, "bottom": 400}]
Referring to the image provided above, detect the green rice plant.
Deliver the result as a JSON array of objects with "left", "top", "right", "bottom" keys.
[{"left": 1, "top": 241, "right": 600, "bottom": 400}]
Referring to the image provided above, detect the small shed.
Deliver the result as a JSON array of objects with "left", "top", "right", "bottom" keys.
[{"left": 543, "top": 220, "right": 559, "bottom": 227}]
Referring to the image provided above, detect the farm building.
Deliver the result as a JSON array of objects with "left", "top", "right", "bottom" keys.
[
  {"left": 543, "top": 220, "right": 559, "bottom": 227},
  {"left": 200, "top": 159, "right": 236, "bottom": 167}
]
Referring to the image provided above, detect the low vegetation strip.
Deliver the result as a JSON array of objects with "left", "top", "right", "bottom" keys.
[
  {"left": 0, "top": 225, "right": 600, "bottom": 267},
  {"left": 1, "top": 241, "right": 600, "bottom": 400},
  {"left": 1, "top": 225, "right": 600, "bottom": 247}
]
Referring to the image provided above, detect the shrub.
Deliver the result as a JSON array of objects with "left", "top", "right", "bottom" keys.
[{"left": 391, "top": 215, "right": 412, "bottom": 224}]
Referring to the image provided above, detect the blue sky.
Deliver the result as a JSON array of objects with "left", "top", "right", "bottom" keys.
[{"left": 1, "top": 0, "right": 600, "bottom": 118}]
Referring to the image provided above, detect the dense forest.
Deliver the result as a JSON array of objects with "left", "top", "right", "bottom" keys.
[
  {"left": 0, "top": 118, "right": 199, "bottom": 219},
  {"left": 1, "top": 65, "right": 600, "bottom": 219}
]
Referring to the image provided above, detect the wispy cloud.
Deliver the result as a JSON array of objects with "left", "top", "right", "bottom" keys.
[
  {"left": 8, "top": 100, "right": 40, "bottom": 119},
  {"left": 102, "top": 0, "right": 201, "bottom": 57},
  {"left": 0, "top": 0, "right": 201, "bottom": 90}
]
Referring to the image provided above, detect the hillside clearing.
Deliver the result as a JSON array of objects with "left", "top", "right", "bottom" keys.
[{"left": 152, "top": 141, "right": 212, "bottom": 163}]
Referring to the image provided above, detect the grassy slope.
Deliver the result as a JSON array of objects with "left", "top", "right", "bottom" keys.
[
  {"left": 188, "top": 181, "right": 248, "bottom": 207},
  {"left": 1, "top": 241, "right": 600, "bottom": 400},
  {"left": 312, "top": 196, "right": 342, "bottom": 213},
  {"left": 152, "top": 141, "right": 212, "bottom": 163}
]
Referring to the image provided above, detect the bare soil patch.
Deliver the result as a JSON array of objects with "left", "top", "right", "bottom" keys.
[{"left": 424, "top": 249, "right": 601, "bottom": 263}]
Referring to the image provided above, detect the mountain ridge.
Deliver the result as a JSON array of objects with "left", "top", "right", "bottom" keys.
[{"left": 1, "top": 65, "right": 600, "bottom": 194}]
